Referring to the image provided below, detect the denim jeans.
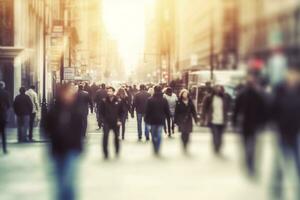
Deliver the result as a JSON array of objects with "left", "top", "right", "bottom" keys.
[
  {"left": 210, "top": 124, "right": 225, "bottom": 154},
  {"left": 270, "top": 135, "right": 300, "bottom": 200},
  {"left": 137, "top": 113, "right": 150, "bottom": 139},
  {"left": 17, "top": 115, "right": 30, "bottom": 142},
  {"left": 150, "top": 125, "right": 163, "bottom": 154},
  {"left": 53, "top": 151, "right": 80, "bottom": 200}
]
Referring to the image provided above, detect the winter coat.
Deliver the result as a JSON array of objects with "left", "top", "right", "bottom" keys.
[
  {"left": 44, "top": 100, "right": 84, "bottom": 155},
  {"left": 99, "top": 96, "right": 125, "bottom": 127},
  {"left": 0, "top": 89, "right": 10, "bottom": 121},
  {"left": 13, "top": 94, "right": 33, "bottom": 116},
  {"left": 174, "top": 99, "right": 197, "bottom": 133},
  {"left": 133, "top": 90, "right": 151, "bottom": 114},
  {"left": 145, "top": 93, "right": 170, "bottom": 125}
]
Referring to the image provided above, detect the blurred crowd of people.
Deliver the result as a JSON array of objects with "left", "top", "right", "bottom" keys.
[{"left": 1, "top": 52, "right": 300, "bottom": 200}]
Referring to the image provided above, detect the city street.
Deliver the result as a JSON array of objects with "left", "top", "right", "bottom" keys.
[{"left": 0, "top": 114, "right": 275, "bottom": 200}]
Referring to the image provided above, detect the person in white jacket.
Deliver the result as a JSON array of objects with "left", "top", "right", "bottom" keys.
[
  {"left": 26, "top": 85, "right": 39, "bottom": 141},
  {"left": 163, "top": 87, "right": 178, "bottom": 137}
]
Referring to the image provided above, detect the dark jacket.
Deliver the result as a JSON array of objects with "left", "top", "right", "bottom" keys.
[
  {"left": 202, "top": 93, "right": 230, "bottom": 125},
  {"left": 271, "top": 82, "right": 300, "bottom": 144},
  {"left": 0, "top": 89, "right": 10, "bottom": 121},
  {"left": 119, "top": 96, "right": 132, "bottom": 118},
  {"left": 174, "top": 99, "right": 197, "bottom": 133},
  {"left": 145, "top": 93, "right": 170, "bottom": 125},
  {"left": 95, "top": 88, "right": 108, "bottom": 108},
  {"left": 77, "top": 90, "right": 92, "bottom": 116},
  {"left": 13, "top": 94, "right": 33, "bottom": 116},
  {"left": 99, "top": 96, "right": 125, "bottom": 127},
  {"left": 133, "top": 90, "right": 151, "bottom": 114},
  {"left": 44, "top": 100, "right": 84, "bottom": 155},
  {"left": 233, "top": 86, "right": 266, "bottom": 134}
]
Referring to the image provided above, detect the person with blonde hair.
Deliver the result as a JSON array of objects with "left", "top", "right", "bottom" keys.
[{"left": 174, "top": 89, "right": 198, "bottom": 152}]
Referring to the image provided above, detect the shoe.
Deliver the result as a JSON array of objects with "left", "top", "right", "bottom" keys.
[{"left": 146, "top": 137, "right": 150, "bottom": 141}]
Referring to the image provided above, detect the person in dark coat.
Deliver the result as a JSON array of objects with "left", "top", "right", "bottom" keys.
[
  {"left": 145, "top": 85, "right": 170, "bottom": 155},
  {"left": 95, "top": 83, "right": 108, "bottom": 129},
  {"left": 44, "top": 84, "right": 84, "bottom": 200},
  {"left": 83, "top": 82, "right": 93, "bottom": 113},
  {"left": 174, "top": 89, "right": 198, "bottom": 152},
  {"left": 0, "top": 81, "right": 10, "bottom": 153},
  {"left": 13, "top": 87, "right": 33, "bottom": 142},
  {"left": 77, "top": 84, "right": 93, "bottom": 136},
  {"left": 99, "top": 87, "right": 124, "bottom": 159},
  {"left": 202, "top": 85, "right": 230, "bottom": 154},
  {"left": 133, "top": 84, "right": 151, "bottom": 141},
  {"left": 269, "top": 67, "right": 300, "bottom": 200},
  {"left": 116, "top": 88, "right": 132, "bottom": 140},
  {"left": 233, "top": 73, "right": 267, "bottom": 176}
]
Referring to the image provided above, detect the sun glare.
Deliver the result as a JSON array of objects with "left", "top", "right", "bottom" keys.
[{"left": 103, "top": 0, "right": 154, "bottom": 75}]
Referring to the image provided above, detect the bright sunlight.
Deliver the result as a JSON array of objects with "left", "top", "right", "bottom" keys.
[{"left": 103, "top": 0, "right": 154, "bottom": 75}]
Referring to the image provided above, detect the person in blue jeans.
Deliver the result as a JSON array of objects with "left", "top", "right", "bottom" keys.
[
  {"left": 44, "top": 84, "right": 85, "bottom": 200},
  {"left": 133, "top": 84, "right": 151, "bottom": 141},
  {"left": 145, "top": 85, "right": 170, "bottom": 155}
]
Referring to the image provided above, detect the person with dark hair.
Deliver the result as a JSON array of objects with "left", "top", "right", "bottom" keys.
[
  {"left": 0, "top": 81, "right": 10, "bottom": 153},
  {"left": 95, "top": 83, "right": 108, "bottom": 129},
  {"left": 77, "top": 84, "right": 93, "bottom": 136},
  {"left": 99, "top": 86, "right": 124, "bottom": 159},
  {"left": 44, "top": 83, "right": 84, "bottom": 200},
  {"left": 26, "top": 85, "right": 39, "bottom": 142},
  {"left": 233, "top": 73, "right": 267, "bottom": 176},
  {"left": 13, "top": 87, "right": 33, "bottom": 142},
  {"left": 174, "top": 89, "right": 198, "bottom": 153},
  {"left": 164, "top": 87, "right": 178, "bottom": 137},
  {"left": 145, "top": 85, "right": 170, "bottom": 155},
  {"left": 202, "top": 85, "right": 230, "bottom": 154},
  {"left": 133, "top": 84, "right": 151, "bottom": 141},
  {"left": 116, "top": 88, "right": 132, "bottom": 140}
]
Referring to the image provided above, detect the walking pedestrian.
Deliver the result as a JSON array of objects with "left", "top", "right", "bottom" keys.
[
  {"left": 44, "top": 84, "right": 84, "bottom": 200},
  {"left": 269, "top": 67, "right": 300, "bottom": 200},
  {"left": 133, "top": 84, "right": 151, "bottom": 141},
  {"left": 26, "top": 85, "right": 39, "bottom": 142},
  {"left": 77, "top": 84, "right": 93, "bottom": 136},
  {"left": 202, "top": 85, "right": 230, "bottom": 154},
  {"left": 174, "top": 89, "right": 198, "bottom": 153},
  {"left": 95, "top": 84, "right": 108, "bottom": 129},
  {"left": 99, "top": 87, "right": 124, "bottom": 159},
  {"left": 116, "top": 88, "right": 132, "bottom": 140},
  {"left": 233, "top": 73, "right": 267, "bottom": 176},
  {"left": 0, "top": 81, "right": 10, "bottom": 153},
  {"left": 83, "top": 82, "right": 93, "bottom": 113},
  {"left": 145, "top": 85, "right": 170, "bottom": 156},
  {"left": 164, "top": 87, "right": 178, "bottom": 137},
  {"left": 13, "top": 87, "right": 33, "bottom": 142}
]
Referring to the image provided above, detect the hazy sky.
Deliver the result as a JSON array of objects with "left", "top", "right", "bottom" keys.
[{"left": 103, "top": 0, "right": 154, "bottom": 74}]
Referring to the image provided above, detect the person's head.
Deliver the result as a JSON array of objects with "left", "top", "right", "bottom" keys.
[
  {"left": 133, "top": 84, "right": 137, "bottom": 89},
  {"left": 19, "top": 87, "right": 26, "bottom": 94},
  {"left": 57, "top": 83, "right": 76, "bottom": 105},
  {"left": 148, "top": 87, "right": 154, "bottom": 96},
  {"left": 0, "top": 81, "right": 5, "bottom": 89},
  {"left": 107, "top": 86, "right": 115, "bottom": 97},
  {"left": 78, "top": 84, "right": 84, "bottom": 91},
  {"left": 139, "top": 84, "right": 146, "bottom": 91},
  {"left": 165, "top": 87, "right": 172, "bottom": 96},
  {"left": 101, "top": 83, "right": 106, "bottom": 89},
  {"left": 30, "top": 85, "right": 35, "bottom": 90},
  {"left": 116, "top": 88, "right": 127, "bottom": 99},
  {"left": 179, "top": 89, "right": 189, "bottom": 100},
  {"left": 153, "top": 85, "right": 162, "bottom": 95}
]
